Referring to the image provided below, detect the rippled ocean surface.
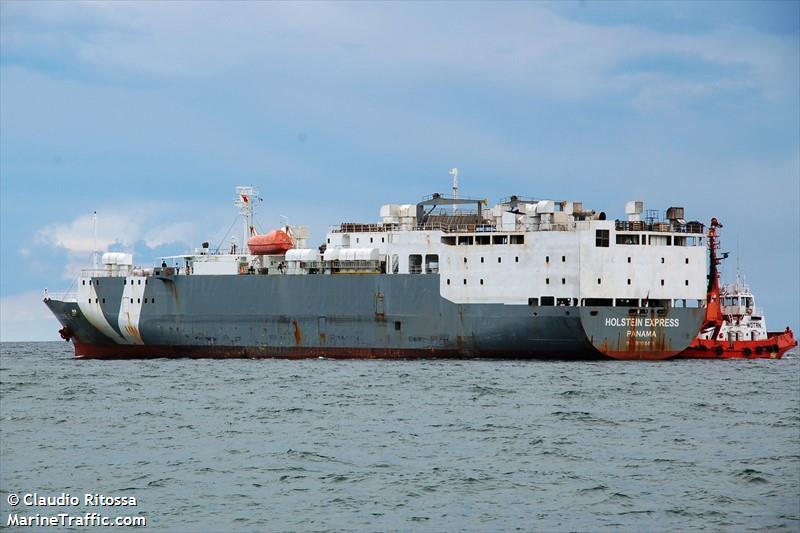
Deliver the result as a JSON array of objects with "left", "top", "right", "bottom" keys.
[{"left": 1, "top": 342, "right": 798, "bottom": 532}]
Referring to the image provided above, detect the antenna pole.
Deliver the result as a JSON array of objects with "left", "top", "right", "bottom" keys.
[
  {"left": 92, "top": 210, "right": 98, "bottom": 270},
  {"left": 449, "top": 167, "right": 459, "bottom": 213}
]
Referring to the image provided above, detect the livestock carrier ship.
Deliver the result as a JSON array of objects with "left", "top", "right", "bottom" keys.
[{"left": 44, "top": 183, "right": 710, "bottom": 360}]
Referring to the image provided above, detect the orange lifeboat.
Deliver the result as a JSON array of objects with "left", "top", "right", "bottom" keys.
[{"left": 247, "top": 229, "right": 293, "bottom": 255}]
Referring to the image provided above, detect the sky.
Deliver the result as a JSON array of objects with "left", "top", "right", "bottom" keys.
[{"left": 1, "top": 0, "right": 798, "bottom": 341}]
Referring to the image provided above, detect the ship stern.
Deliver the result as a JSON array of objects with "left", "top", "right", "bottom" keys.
[{"left": 580, "top": 306, "right": 706, "bottom": 360}]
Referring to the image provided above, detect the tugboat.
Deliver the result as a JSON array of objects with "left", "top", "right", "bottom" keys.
[{"left": 678, "top": 218, "right": 797, "bottom": 359}]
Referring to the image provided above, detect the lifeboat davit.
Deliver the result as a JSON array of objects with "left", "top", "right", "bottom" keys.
[{"left": 247, "top": 230, "right": 293, "bottom": 255}]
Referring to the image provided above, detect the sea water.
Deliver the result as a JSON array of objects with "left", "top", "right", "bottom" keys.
[{"left": 1, "top": 342, "right": 798, "bottom": 531}]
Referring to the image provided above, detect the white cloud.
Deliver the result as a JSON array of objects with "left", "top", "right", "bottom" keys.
[
  {"left": 0, "top": 290, "right": 59, "bottom": 342},
  {"left": 3, "top": 2, "right": 795, "bottom": 105},
  {"left": 33, "top": 204, "right": 213, "bottom": 279}
]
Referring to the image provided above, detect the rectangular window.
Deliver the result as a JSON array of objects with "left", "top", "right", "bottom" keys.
[
  {"left": 510, "top": 235, "right": 525, "bottom": 244},
  {"left": 476, "top": 235, "right": 491, "bottom": 245},
  {"left": 395, "top": 321, "right": 401, "bottom": 331},
  {"left": 408, "top": 254, "right": 422, "bottom": 274},
  {"left": 441, "top": 236, "right": 456, "bottom": 245},
  {"left": 616, "top": 234, "right": 640, "bottom": 245},
  {"left": 595, "top": 229, "right": 609, "bottom": 247},
  {"left": 492, "top": 235, "right": 508, "bottom": 245},
  {"left": 540, "top": 296, "right": 555, "bottom": 306},
  {"left": 425, "top": 254, "right": 439, "bottom": 274},
  {"left": 457, "top": 235, "right": 474, "bottom": 245},
  {"left": 528, "top": 297, "right": 539, "bottom": 306},
  {"left": 583, "top": 298, "right": 613, "bottom": 306}
]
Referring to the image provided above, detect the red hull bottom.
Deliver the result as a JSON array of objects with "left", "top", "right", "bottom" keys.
[
  {"left": 71, "top": 342, "right": 650, "bottom": 360},
  {"left": 677, "top": 330, "right": 797, "bottom": 359}
]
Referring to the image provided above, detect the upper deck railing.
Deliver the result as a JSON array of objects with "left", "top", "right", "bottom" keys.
[{"left": 615, "top": 220, "right": 705, "bottom": 234}]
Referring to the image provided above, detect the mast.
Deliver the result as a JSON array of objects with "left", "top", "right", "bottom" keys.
[
  {"left": 703, "top": 217, "right": 726, "bottom": 334},
  {"left": 92, "top": 210, "right": 98, "bottom": 270},
  {"left": 234, "top": 186, "right": 260, "bottom": 253},
  {"left": 449, "top": 167, "right": 459, "bottom": 213}
]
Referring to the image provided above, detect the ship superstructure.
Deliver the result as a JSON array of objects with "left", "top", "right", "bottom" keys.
[{"left": 45, "top": 185, "right": 710, "bottom": 360}]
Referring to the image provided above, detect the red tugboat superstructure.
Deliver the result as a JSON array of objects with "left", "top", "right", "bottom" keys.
[{"left": 678, "top": 218, "right": 796, "bottom": 359}]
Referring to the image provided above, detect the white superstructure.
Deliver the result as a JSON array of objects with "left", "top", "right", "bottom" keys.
[
  {"left": 324, "top": 194, "right": 707, "bottom": 308},
  {"left": 698, "top": 274, "right": 770, "bottom": 342}
]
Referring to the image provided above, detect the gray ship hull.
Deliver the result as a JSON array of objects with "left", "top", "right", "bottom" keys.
[{"left": 45, "top": 274, "right": 705, "bottom": 360}]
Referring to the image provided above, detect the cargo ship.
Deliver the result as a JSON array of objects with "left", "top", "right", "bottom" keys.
[
  {"left": 44, "top": 183, "right": 710, "bottom": 360},
  {"left": 678, "top": 218, "right": 796, "bottom": 359}
]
